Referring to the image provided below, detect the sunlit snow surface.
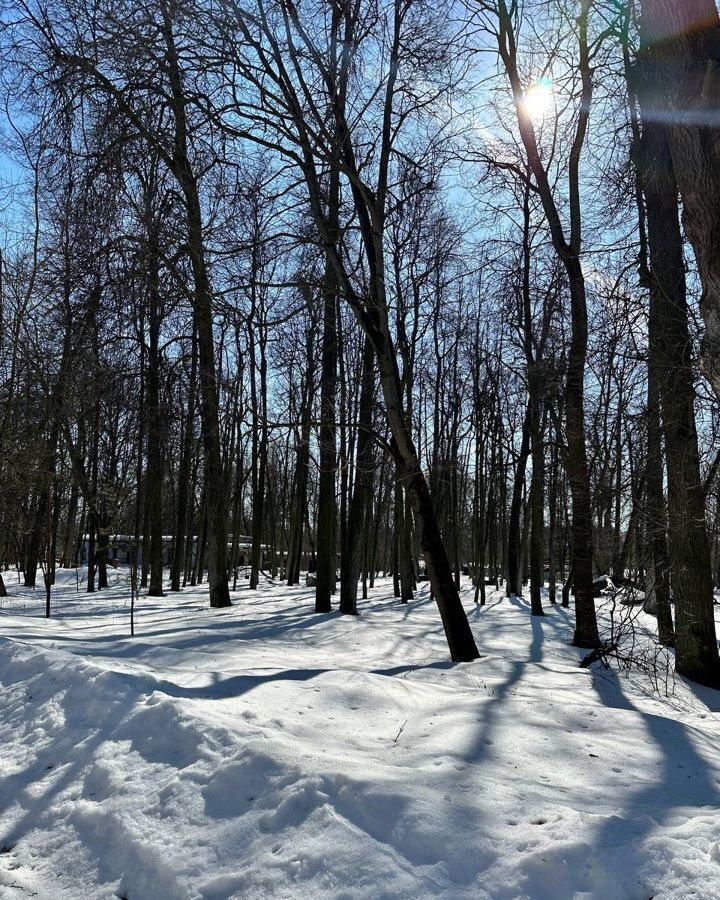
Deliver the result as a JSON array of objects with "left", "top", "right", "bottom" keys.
[{"left": 1, "top": 569, "right": 720, "bottom": 899}]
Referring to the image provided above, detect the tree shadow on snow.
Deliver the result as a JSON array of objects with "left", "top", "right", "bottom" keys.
[{"left": 520, "top": 667, "right": 720, "bottom": 897}]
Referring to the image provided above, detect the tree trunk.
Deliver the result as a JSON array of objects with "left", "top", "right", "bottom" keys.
[
  {"left": 638, "top": 1, "right": 720, "bottom": 400},
  {"left": 340, "top": 334, "right": 375, "bottom": 614},
  {"left": 634, "top": 51, "right": 719, "bottom": 683},
  {"left": 315, "top": 170, "right": 340, "bottom": 613},
  {"left": 160, "top": 0, "right": 230, "bottom": 608},
  {"left": 529, "top": 387, "right": 545, "bottom": 616},
  {"left": 507, "top": 401, "right": 531, "bottom": 597},
  {"left": 645, "top": 357, "right": 674, "bottom": 644},
  {"left": 146, "top": 227, "right": 164, "bottom": 597},
  {"left": 61, "top": 472, "right": 79, "bottom": 568},
  {"left": 172, "top": 328, "right": 198, "bottom": 592}
]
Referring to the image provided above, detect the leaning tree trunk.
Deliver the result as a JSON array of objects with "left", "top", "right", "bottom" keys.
[
  {"left": 373, "top": 329, "right": 479, "bottom": 661},
  {"left": 286, "top": 5, "right": 478, "bottom": 659}
]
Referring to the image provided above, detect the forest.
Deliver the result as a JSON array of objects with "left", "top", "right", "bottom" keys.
[
  {"left": 1, "top": 1, "right": 720, "bottom": 897},
  {"left": 1, "top": 0, "right": 719, "bottom": 678}
]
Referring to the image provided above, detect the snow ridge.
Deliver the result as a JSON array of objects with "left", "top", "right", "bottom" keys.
[{"left": 1, "top": 577, "right": 720, "bottom": 899}]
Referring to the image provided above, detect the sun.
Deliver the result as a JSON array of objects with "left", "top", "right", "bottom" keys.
[{"left": 521, "top": 78, "right": 554, "bottom": 121}]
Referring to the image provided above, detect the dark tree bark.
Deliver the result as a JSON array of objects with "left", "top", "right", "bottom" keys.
[
  {"left": 248, "top": 279, "right": 268, "bottom": 592},
  {"left": 637, "top": 1, "right": 720, "bottom": 400},
  {"left": 61, "top": 472, "right": 79, "bottom": 568},
  {"left": 315, "top": 169, "right": 340, "bottom": 613},
  {"left": 493, "top": 0, "right": 599, "bottom": 647},
  {"left": 547, "top": 433, "right": 558, "bottom": 605},
  {"left": 159, "top": 0, "right": 230, "bottom": 607},
  {"left": 507, "top": 401, "right": 531, "bottom": 598},
  {"left": 633, "top": 37, "right": 719, "bottom": 683},
  {"left": 146, "top": 221, "right": 164, "bottom": 597},
  {"left": 225, "top": 0, "right": 479, "bottom": 660},
  {"left": 645, "top": 357, "right": 674, "bottom": 645},
  {"left": 340, "top": 334, "right": 375, "bottom": 614},
  {"left": 621, "top": 1, "right": 673, "bottom": 645},
  {"left": 172, "top": 327, "right": 198, "bottom": 592}
]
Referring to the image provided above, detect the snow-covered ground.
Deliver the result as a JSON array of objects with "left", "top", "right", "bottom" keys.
[{"left": 1, "top": 569, "right": 720, "bottom": 900}]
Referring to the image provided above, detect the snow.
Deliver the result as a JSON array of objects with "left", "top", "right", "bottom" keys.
[{"left": 1, "top": 570, "right": 720, "bottom": 899}]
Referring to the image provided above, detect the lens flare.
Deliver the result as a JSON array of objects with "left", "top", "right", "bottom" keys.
[{"left": 521, "top": 77, "right": 554, "bottom": 121}]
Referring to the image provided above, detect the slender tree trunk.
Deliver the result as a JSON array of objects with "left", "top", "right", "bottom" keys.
[
  {"left": 645, "top": 359, "right": 674, "bottom": 644},
  {"left": 315, "top": 171, "right": 340, "bottom": 613},
  {"left": 172, "top": 327, "right": 197, "bottom": 591},
  {"left": 248, "top": 310, "right": 267, "bottom": 590},
  {"left": 160, "top": 0, "right": 230, "bottom": 608},
  {"left": 507, "top": 402, "right": 531, "bottom": 597},
  {"left": 146, "top": 226, "right": 164, "bottom": 597},
  {"left": 340, "top": 335, "right": 375, "bottom": 614},
  {"left": 547, "top": 436, "right": 558, "bottom": 604},
  {"left": 61, "top": 474, "right": 79, "bottom": 569},
  {"left": 529, "top": 392, "right": 545, "bottom": 616}
]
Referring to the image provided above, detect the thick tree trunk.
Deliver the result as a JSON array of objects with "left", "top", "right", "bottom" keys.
[
  {"left": 634, "top": 64, "right": 719, "bottom": 683},
  {"left": 402, "top": 485, "right": 415, "bottom": 598},
  {"left": 622, "top": 3, "right": 674, "bottom": 646},
  {"left": 181, "top": 187, "right": 230, "bottom": 607},
  {"left": 638, "top": 1, "right": 720, "bottom": 400}
]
